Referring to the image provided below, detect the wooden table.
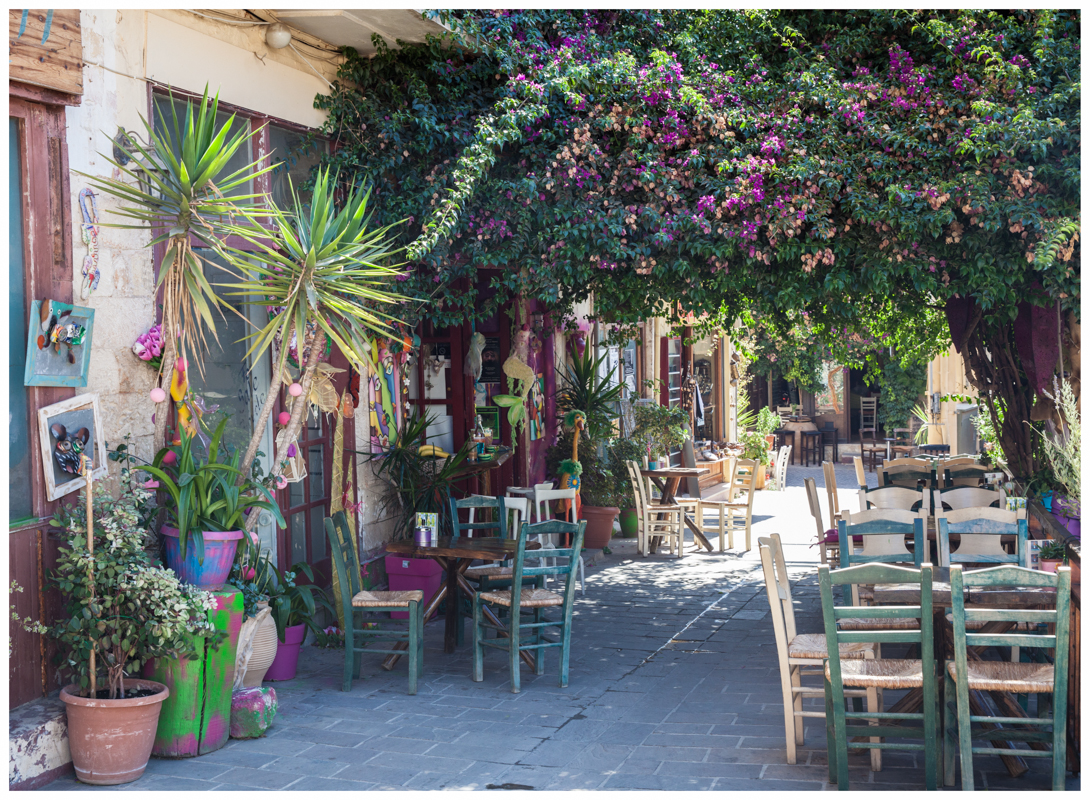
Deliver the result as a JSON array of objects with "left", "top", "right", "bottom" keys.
[
  {"left": 872, "top": 567, "right": 1057, "bottom": 778},
  {"left": 382, "top": 536, "right": 541, "bottom": 669},
  {"left": 780, "top": 420, "right": 818, "bottom": 464},
  {"left": 640, "top": 467, "right": 713, "bottom": 553},
  {"left": 451, "top": 448, "right": 512, "bottom": 495}
]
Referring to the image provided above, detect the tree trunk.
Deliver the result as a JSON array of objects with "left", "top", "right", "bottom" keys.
[{"left": 236, "top": 362, "right": 284, "bottom": 484}]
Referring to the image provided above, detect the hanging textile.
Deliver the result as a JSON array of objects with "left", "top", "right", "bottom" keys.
[{"left": 327, "top": 390, "right": 360, "bottom": 632}]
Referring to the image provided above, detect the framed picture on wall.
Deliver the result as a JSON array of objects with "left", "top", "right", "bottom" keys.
[
  {"left": 475, "top": 406, "right": 501, "bottom": 440},
  {"left": 24, "top": 299, "right": 95, "bottom": 387},
  {"left": 37, "top": 393, "right": 109, "bottom": 501}
]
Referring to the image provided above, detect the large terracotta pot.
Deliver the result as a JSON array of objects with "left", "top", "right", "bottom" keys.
[
  {"left": 265, "top": 623, "right": 307, "bottom": 682},
  {"left": 162, "top": 526, "right": 244, "bottom": 590},
  {"left": 580, "top": 505, "right": 619, "bottom": 550},
  {"left": 242, "top": 604, "right": 279, "bottom": 688},
  {"left": 61, "top": 679, "right": 169, "bottom": 785}
]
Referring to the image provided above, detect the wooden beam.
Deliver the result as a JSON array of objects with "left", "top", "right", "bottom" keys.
[{"left": 9, "top": 10, "right": 83, "bottom": 97}]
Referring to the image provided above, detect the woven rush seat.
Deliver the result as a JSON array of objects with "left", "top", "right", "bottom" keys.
[
  {"left": 943, "top": 613, "right": 1037, "bottom": 632},
  {"left": 857, "top": 585, "right": 875, "bottom": 602},
  {"left": 351, "top": 589, "right": 423, "bottom": 608},
  {"left": 465, "top": 565, "right": 513, "bottom": 579},
  {"left": 839, "top": 616, "right": 920, "bottom": 631},
  {"left": 945, "top": 660, "right": 1054, "bottom": 693},
  {"left": 479, "top": 587, "right": 563, "bottom": 608},
  {"left": 787, "top": 633, "right": 875, "bottom": 660},
  {"left": 827, "top": 658, "right": 925, "bottom": 689}
]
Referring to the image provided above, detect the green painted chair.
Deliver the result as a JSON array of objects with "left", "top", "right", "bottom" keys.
[
  {"left": 818, "top": 561, "right": 940, "bottom": 790},
  {"left": 936, "top": 506, "right": 1029, "bottom": 568},
  {"left": 471, "top": 519, "right": 585, "bottom": 693},
  {"left": 838, "top": 507, "right": 927, "bottom": 606},
  {"left": 880, "top": 464, "right": 936, "bottom": 490},
  {"left": 449, "top": 495, "right": 509, "bottom": 644},
  {"left": 325, "top": 512, "right": 423, "bottom": 694},
  {"left": 944, "top": 564, "right": 1071, "bottom": 790}
]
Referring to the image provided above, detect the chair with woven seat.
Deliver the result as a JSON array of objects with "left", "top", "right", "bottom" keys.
[
  {"left": 936, "top": 506, "right": 1029, "bottom": 568},
  {"left": 853, "top": 456, "right": 867, "bottom": 489},
  {"left": 325, "top": 512, "right": 423, "bottom": 694},
  {"left": 931, "top": 486, "right": 1003, "bottom": 514},
  {"left": 861, "top": 430, "right": 885, "bottom": 473},
  {"left": 688, "top": 457, "right": 742, "bottom": 553},
  {"left": 819, "top": 561, "right": 940, "bottom": 790},
  {"left": 880, "top": 463, "right": 935, "bottom": 490},
  {"left": 759, "top": 534, "right": 881, "bottom": 769},
  {"left": 858, "top": 485, "right": 929, "bottom": 513},
  {"left": 626, "top": 460, "right": 684, "bottom": 557},
  {"left": 472, "top": 519, "right": 586, "bottom": 693},
  {"left": 772, "top": 445, "right": 791, "bottom": 491},
  {"left": 821, "top": 461, "right": 843, "bottom": 531},
  {"left": 532, "top": 485, "right": 586, "bottom": 591},
  {"left": 889, "top": 427, "right": 916, "bottom": 459},
  {"left": 721, "top": 458, "right": 757, "bottom": 552},
  {"left": 805, "top": 477, "right": 838, "bottom": 567},
  {"left": 944, "top": 564, "right": 1071, "bottom": 790},
  {"left": 465, "top": 495, "right": 532, "bottom": 592},
  {"left": 941, "top": 463, "right": 990, "bottom": 489},
  {"left": 838, "top": 508, "right": 927, "bottom": 607}
]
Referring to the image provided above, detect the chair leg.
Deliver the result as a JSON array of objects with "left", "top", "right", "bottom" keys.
[
  {"left": 509, "top": 610, "right": 522, "bottom": 694},
  {"left": 866, "top": 686, "right": 882, "bottom": 772},
  {"left": 559, "top": 609, "right": 573, "bottom": 689},
  {"left": 955, "top": 676, "right": 974, "bottom": 791},
  {"left": 343, "top": 614, "right": 355, "bottom": 693},
  {"left": 471, "top": 595, "right": 484, "bottom": 683},
  {"left": 823, "top": 675, "right": 839, "bottom": 786},
  {"left": 790, "top": 666, "right": 805, "bottom": 746},
  {"left": 943, "top": 673, "right": 957, "bottom": 787},
  {"left": 782, "top": 665, "right": 799, "bottom": 764},
  {"left": 534, "top": 608, "right": 546, "bottom": 676},
  {"left": 407, "top": 600, "right": 419, "bottom": 695}
]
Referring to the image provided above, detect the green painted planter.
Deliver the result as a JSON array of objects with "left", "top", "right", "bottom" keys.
[{"left": 619, "top": 508, "right": 639, "bottom": 538}]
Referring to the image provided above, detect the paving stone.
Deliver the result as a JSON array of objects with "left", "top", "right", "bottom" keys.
[
  {"left": 141, "top": 758, "right": 234, "bottom": 780},
  {"left": 332, "top": 762, "right": 421, "bottom": 786},
  {"left": 119, "top": 776, "right": 220, "bottom": 791},
  {"left": 281, "top": 777, "right": 378, "bottom": 791},
  {"left": 207, "top": 767, "right": 302, "bottom": 790},
  {"left": 602, "top": 773, "right": 716, "bottom": 790}
]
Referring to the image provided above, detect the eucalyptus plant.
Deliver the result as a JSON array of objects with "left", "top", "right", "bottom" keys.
[
  {"left": 222, "top": 168, "right": 408, "bottom": 490},
  {"left": 81, "top": 86, "right": 275, "bottom": 453}
]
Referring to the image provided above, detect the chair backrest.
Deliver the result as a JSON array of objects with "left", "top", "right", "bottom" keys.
[
  {"left": 880, "top": 464, "right": 934, "bottom": 489},
  {"left": 325, "top": 512, "right": 362, "bottom": 622},
  {"left": 935, "top": 506, "right": 1028, "bottom": 567},
  {"left": 940, "top": 456, "right": 978, "bottom": 467},
  {"left": 469, "top": 494, "right": 529, "bottom": 535},
  {"left": 776, "top": 405, "right": 793, "bottom": 416},
  {"left": 949, "top": 565, "right": 1070, "bottom": 723},
  {"left": 820, "top": 561, "right": 934, "bottom": 699},
  {"left": 859, "top": 485, "right": 929, "bottom": 513},
  {"left": 774, "top": 445, "right": 791, "bottom": 489},
  {"left": 884, "top": 457, "right": 930, "bottom": 469},
  {"left": 859, "top": 397, "right": 878, "bottom": 431},
  {"left": 822, "top": 461, "right": 840, "bottom": 529},
  {"left": 732, "top": 458, "right": 757, "bottom": 511},
  {"left": 853, "top": 456, "right": 866, "bottom": 489},
  {"left": 759, "top": 534, "right": 798, "bottom": 670},
  {"left": 625, "top": 460, "right": 647, "bottom": 518},
  {"left": 450, "top": 495, "right": 509, "bottom": 539},
  {"left": 942, "top": 463, "right": 989, "bottom": 488},
  {"left": 534, "top": 485, "right": 577, "bottom": 524},
  {"left": 509, "top": 520, "right": 587, "bottom": 614},
  {"left": 839, "top": 507, "right": 926, "bottom": 569},
  {"left": 932, "top": 486, "right": 1003, "bottom": 513},
  {"left": 804, "top": 477, "right": 828, "bottom": 545}
]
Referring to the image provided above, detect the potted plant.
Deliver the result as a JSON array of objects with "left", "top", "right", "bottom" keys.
[
  {"left": 140, "top": 418, "right": 286, "bottom": 589},
  {"left": 756, "top": 407, "right": 780, "bottom": 449},
  {"left": 632, "top": 402, "right": 689, "bottom": 469},
  {"left": 556, "top": 347, "right": 624, "bottom": 440},
  {"left": 740, "top": 430, "right": 774, "bottom": 489},
  {"left": 1036, "top": 378, "right": 1080, "bottom": 539},
  {"left": 609, "top": 438, "right": 645, "bottom": 538},
  {"left": 1038, "top": 539, "right": 1067, "bottom": 573},
  {"left": 50, "top": 481, "right": 221, "bottom": 785},
  {"left": 256, "top": 552, "right": 329, "bottom": 682}
]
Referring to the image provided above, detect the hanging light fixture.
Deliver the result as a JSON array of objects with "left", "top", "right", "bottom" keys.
[{"left": 265, "top": 22, "right": 292, "bottom": 50}]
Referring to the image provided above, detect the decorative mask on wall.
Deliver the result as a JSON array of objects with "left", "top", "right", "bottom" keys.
[{"left": 50, "top": 423, "right": 91, "bottom": 475}]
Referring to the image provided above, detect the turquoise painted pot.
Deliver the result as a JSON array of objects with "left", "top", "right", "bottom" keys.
[{"left": 162, "top": 526, "right": 244, "bottom": 590}]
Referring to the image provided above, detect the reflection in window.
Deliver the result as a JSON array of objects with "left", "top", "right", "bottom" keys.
[
  {"left": 269, "top": 125, "right": 327, "bottom": 208},
  {"left": 152, "top": 95, "right": 252, "bottom": 196}
]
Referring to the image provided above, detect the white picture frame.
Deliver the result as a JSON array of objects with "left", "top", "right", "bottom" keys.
[{"left": 37, "top": 393, "right": 109, "bottom": 501}]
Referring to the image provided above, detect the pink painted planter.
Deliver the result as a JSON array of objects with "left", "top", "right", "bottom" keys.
[
  {"left": 386, "top": 555, "right": 442, "bottom": 620},
  {"left": 162, "top": 526, "right": 243, "bottom": 590},
  {"left": 264, "top": 623, "right": 307, "bottom": 681}
]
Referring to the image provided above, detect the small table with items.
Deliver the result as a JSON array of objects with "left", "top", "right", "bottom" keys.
[{"left": 383, "top": 536, "right": 541, "bottom": 668}]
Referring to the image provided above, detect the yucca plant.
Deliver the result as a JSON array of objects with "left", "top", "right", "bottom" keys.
[
  {"left": 81, "top": 86, "right": 276, "bottom": 453},
  {"left": 139, "top": 418, "right": 286, "bottom": 561},
  {"left": 222, "top": 168, "right": 408, "bottom": 496},
  {"left": 556, "top": 347, "right": 624, "bottom": 440}
]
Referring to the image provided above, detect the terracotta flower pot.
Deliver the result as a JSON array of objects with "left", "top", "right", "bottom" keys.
[
  {"left": 580, "top": 505, "right": 619, "bottom": 550},
  {"left": 61, "top": 679, "right": 169, "bottom": 785},
  {"left": 753, "top": 465, "right": 767, "bottom": 490},
  {"left": 242, "top": 605, "right": 279, "bottom": 688}
]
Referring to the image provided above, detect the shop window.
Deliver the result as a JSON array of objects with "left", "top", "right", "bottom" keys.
[
  {"left": 152, "top": 95, "right": 253, "bottom": 195},
  {"left": 269, "top": 124, "right": 327, "bottom": 208}
]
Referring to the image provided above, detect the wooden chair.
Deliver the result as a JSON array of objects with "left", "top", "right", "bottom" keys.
[
  {"left": 932, "top": 486, "right": 1003, "bottom": 514},
  {"left": 773, "top": 445, "right": 791, "bottom": 490},
  {"left": 880, "top": 464, "right": 934, "bottom": 490},
  {"left": 325, "top": 512, "right": 423, "bottom": 694},
  {"left": 883, "top": 457, "right": 931, "bottom": 469},
  {"left": 760, "top": 534, "right": 880, "bottom": 769},
  {"left": 821, "top": 461, "right": 842, "bottom": 531},
  {"left": 800, "top": 429, "right": 822, "bottom": 467},
  {"left": 532, "top": 485, "right": 585, "bottom": 591},
  {"left": 472, "top": 519, "right": 586, "bottom": 693},
  {"left": 722, "top": 458, "right": 757, "bottom": 552},
  {"left": 853, "top": 456, "right": 867, "bottom": 489},
  {"left": 935, "top": 506, "right": 1029, "bottom": 568},
  {"left": 944, "top": 564, "right": 1071, "bottom": 790},
  {"left": 819, "top": 562, "right": 940, "bottom": 790},
  {"left": 890, "top": 427, "right": 916, "bottom": 459},
  {"left": 861, "top": 429, "right": 885, "bottom": 472},
  {"left": 687, "top": 457, "right": 739, "bottom": 553},
  {"left": 625, "top": 460, "right": 685, "bottom": 557},
  {"left": 465, "top": 495, "right": 532, "bottom": 591},
  {"left": 839, "top": 508, "right": 927, "bottom": 607},
  {"left": 859, "top": 397, "right": 878, "bottom": 437},
  {"left": 450, "top": 494, "right": 509, "bottom": 539},
  {"left": 858, "top": 485, "right": 929, "bottom": 513},
  {"left": 805, "top": 477, "right": 838, "bottom": 566},
  {"left": 942, "top": 464, "right": 990, "bottom": 489}
]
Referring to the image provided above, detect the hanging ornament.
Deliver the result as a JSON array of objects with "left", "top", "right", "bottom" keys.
[
  {"left": 278, "top": 411, "right": 291, "bottom": 426},
  {"left": 78, "top": 188, "right": 101, "bottom": 299},
  {"left": 150, "top": 387, "right": 166, "bottom": 403},
  {"left": 288, "top": 382, "right": 303, "bottom": 397}
]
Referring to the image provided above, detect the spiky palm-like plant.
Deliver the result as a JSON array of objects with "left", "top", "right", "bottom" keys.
[
  {"left": 81, "top": 86, "right": 275, "bottom": 453},
  {"left": 223, "top": 168, "right": 408, "bottom": 504}
]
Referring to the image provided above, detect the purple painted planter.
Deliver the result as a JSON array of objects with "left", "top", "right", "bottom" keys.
[
  {"left": 1052, "top": 495, "right": 1081, "bottom": 540},
  {"left": 162, "top": 526, "right": 244, "bottom": 589},
  {"left": 265, "top": 623, "right": 307, "bottom": 682}
]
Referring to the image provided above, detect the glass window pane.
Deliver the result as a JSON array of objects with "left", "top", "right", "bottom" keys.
[
  {"left": 9, "top": 118, "right": 33, "bottom": 523},
  {"left": 290, "top": 510, "right": 306, "bottom": 566},
  {"left": 308, "top": 445, "right": 325, "bottom": 501},
  {"left": 152, "top": 95, "right": 252, "bottom": 195},
  {"left": 289, "top": 475, "right": 305, "bottom": 508},
  {"left": 269, "top": 124, "right": 327, "bottom": 208},
  {"left": 310, "top": 505, "right": 326, "bottom": 562},
  {"left": 307, "top": 408, "right": 322, "bottom": 434}
]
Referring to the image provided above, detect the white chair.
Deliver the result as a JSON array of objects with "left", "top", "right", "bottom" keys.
[
  {"left": 626, "top": 460, "right": 684, "bottom": 557},
  {"left": 853, "top": 456, "right": 866, "bottom": 490},
  {"left": 759, "top": 533, "right": 881, "bottom": 769},
  {"left": 687, "top": 457, "right": 739, "bottom": 553},
  {"left": 722, "top": 458, "right": 757, "bottom": 552},
  {"left": 858, "top": 486, "right": 929, "bottom": 513},
  {"left": 822, "top": 461, "right": 843, "bottom": 530},
  {"left": 804, "top": 477, "right": 838, "bottom": 566},
  {"left": 533, "top": 485, "right": 585, "bottom": 592},
  {"left": 465, "top": 495, "right": 531, "bottom": 583},
  {"left": 773, "top": 445, "right": 791, "bottom": 490}
]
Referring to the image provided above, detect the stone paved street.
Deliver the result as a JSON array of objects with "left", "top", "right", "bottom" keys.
[{"left": 44, "top": 464, "right": 1076, "bottom": 791}]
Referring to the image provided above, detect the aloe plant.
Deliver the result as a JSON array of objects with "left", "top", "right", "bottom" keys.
[
  {"left": 139, "top": 418, "right": 286, "bottom": 561},
  {"left": 81, "top": 86, "right": 276, "bottom": 453}
]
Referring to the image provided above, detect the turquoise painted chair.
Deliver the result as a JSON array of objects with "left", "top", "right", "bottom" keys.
[
  {"left": 472, "top": 519, "right": 585, "bottom": 693},
  {"left": 944, "top": 564, "right": 1071, "bottom": 790},
  {"left": 325, "top": 512, "right": 423, "bottom": 694},
  {"left": 819, "top": 561, "right": 940, "bottom": 790},
  {"left": 935, "top": 506, "right": 1029, "bottom": 568},
  {"left": 838, "top": 507, "right": 927, "bottom": 607},
  {"left": 449, "top": 495, "right": 509, "bottom": 644}
]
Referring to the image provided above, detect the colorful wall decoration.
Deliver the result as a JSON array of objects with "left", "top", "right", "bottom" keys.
[
  {"left": 815, "top": 361, "right": 845, "bottom": 414},
  {"left": 365, "top": 336, "right": 410, "bottom": 451}
]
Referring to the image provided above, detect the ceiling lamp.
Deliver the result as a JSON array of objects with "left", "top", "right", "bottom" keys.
[{"left": 265, "top": 22, "right": 292, "bottom": 50}]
